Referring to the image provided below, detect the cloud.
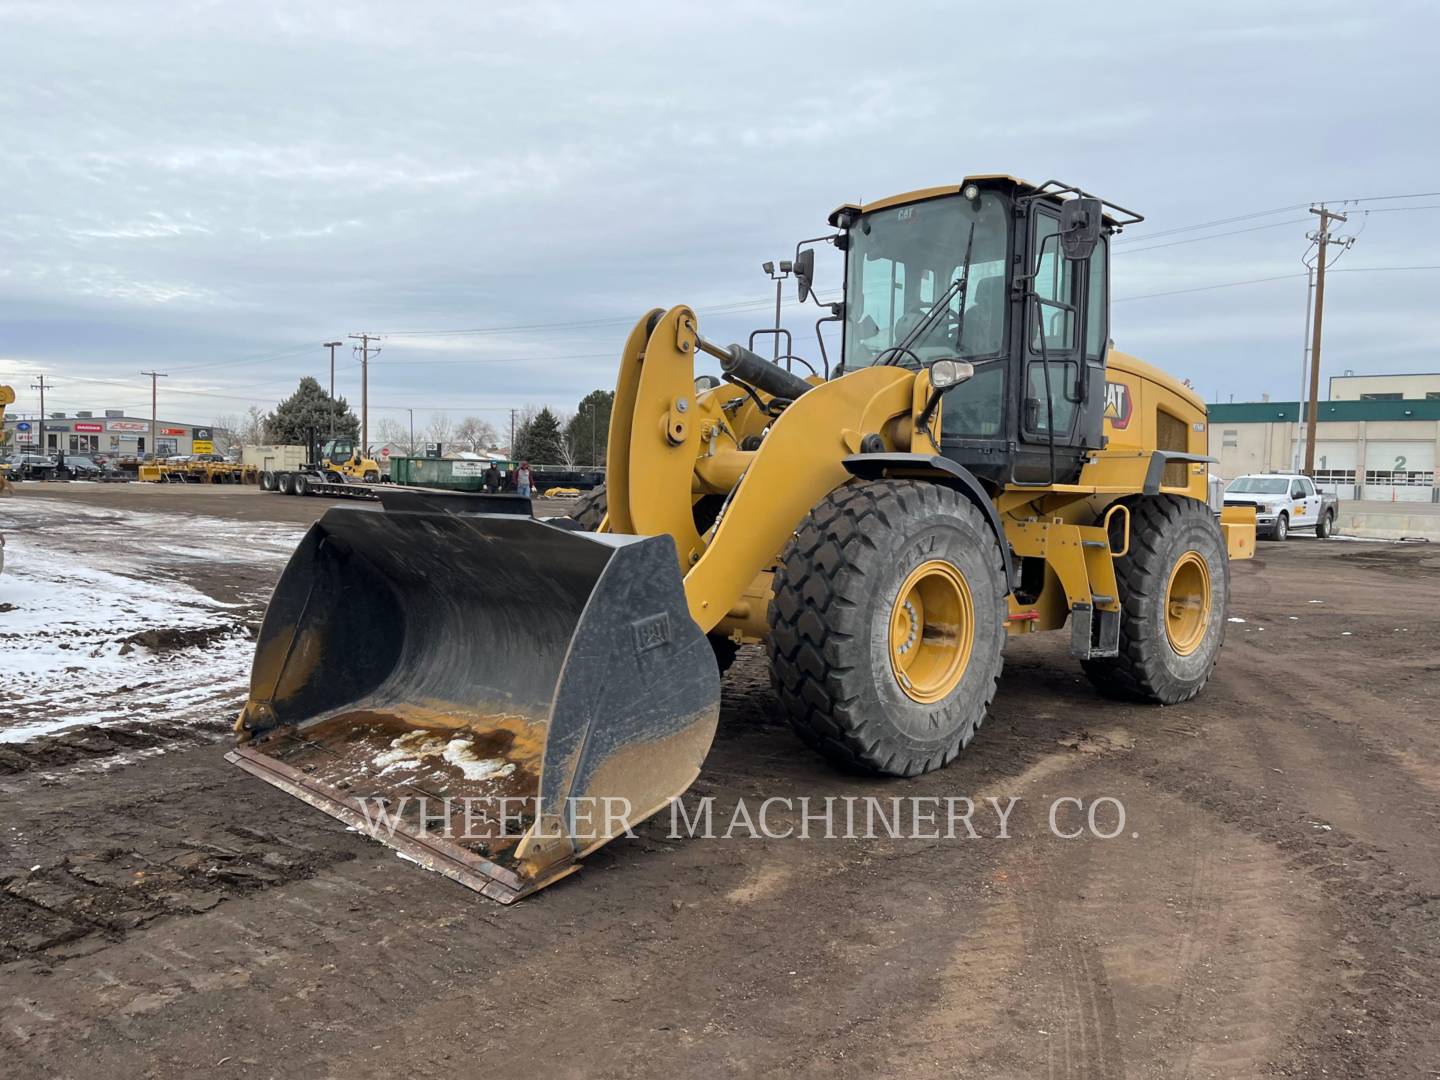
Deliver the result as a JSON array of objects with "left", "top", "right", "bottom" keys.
[{"left": 1, "top": 0, "right": 1438, "bottom": 430}]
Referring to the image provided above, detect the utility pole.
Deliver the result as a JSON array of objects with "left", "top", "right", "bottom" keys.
[
  {"left": 141, "top": 371, "right": 168, "bottom": 460},
  {"left": 405, "top": 407, "right": 414, "bottom": 455},
  {"left": 510, "top": 408, "right": 518, "bottom": 457},
  {"left": 323, "top": 341, "right": 342, "bottom": 440},
  {"left": 30, "top": 374, "right": 48, "bottom": 457},
  {"left": 1302, "top": 205, "right": 1349, "bottom": 476},
  {"left": 348, "top": 334, "right": 380, "bottom": 454}
]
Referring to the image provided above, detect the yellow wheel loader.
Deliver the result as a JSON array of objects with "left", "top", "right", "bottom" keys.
[{"left": 230, "top": 177, "right": 1256, "bottom": 902}]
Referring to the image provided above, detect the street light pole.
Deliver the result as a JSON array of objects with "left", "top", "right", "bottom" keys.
[{"left": 323, "top": 341, "right": 341, "bottom": 441}]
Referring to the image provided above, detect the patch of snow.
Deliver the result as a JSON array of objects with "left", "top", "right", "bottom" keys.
[
  {"left": 442, "top": 736, "right": 516, "bottom": 782},
  {"left": 366, "top": 729, "right": 514, "bottom": 784},
  {"left": 1227, "top": 617, "right": 1246, "bottom": 624},
  {"left": 0, "top": 497, "right": 302, "bottom": 743}
]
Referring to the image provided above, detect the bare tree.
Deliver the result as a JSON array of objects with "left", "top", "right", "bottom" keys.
[
  {"left": 237, "top": 405, "right": 268, "bottom": 445},
  {"left": 455, "top": 415, "right": 500, "bottom": 454},
  {"left": 374, "top": 417, "right": 414, "bottom": 456},
  {"left": 425, "top": 412, "right": 456, "bottom": 452}
]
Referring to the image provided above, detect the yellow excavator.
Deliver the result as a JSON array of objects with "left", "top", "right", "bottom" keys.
[{"left": 229, "top": 177, "right": 1255, "bottom": 902}]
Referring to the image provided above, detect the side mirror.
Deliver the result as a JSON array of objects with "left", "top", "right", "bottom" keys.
[
  {"left": 794, "top": 248, "right": 815, "bottom": 303},
  {"left": 1060, "top": 197, "right": 1103, "bottom": 260}
]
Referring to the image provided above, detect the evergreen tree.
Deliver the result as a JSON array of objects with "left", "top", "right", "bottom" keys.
[
  {"left": 514, "top": 406, "right": 565, "bottom": 464},
  {"left": 564, "top": 389, "right": 614, "bottom": 466},
  {"left": 265, "top": 377, "right": 360, "bottom": 446}
]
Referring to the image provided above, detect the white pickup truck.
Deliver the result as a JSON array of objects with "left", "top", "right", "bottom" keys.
[{"left": 1223, "top": 473, "right": 1339, "bottom": 541}]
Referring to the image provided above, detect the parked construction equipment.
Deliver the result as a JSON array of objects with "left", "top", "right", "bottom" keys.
[
  {"left": 231, "top": 177, "right": 1256, "bottom": 902},
  {"left": 258, "top": 436, "right": 385, "bottom": 498}
]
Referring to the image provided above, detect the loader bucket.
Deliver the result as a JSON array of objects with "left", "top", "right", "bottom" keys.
[{"left": 227, "top": 495, "right": 721, "bottom": 903}]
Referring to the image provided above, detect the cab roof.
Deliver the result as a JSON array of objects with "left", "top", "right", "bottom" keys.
[{"left": 827, "top": 175, "right": 1141, "bottom": 229}]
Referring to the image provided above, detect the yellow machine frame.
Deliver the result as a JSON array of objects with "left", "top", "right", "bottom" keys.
[{"left": 597, "top": 308, "right": 1253, "bottom": 650}]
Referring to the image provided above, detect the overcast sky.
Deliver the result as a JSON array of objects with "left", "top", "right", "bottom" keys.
[{"left": 2, "top": 0, "right": 1438, "bottom": 434}]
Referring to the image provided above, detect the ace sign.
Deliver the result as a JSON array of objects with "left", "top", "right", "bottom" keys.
[{"left": 192, "top": 427, "right": 214, "bottom": 454}]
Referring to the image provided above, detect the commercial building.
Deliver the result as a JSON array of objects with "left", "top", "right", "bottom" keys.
[
  {"left": 1210, "top": 397, "right": 1440, "bottom": 502},
  {"left": 1328, "top": 372, "right": 1440, "bottom": 401},
  {"left": 2, "top": 409, "right": 222, "bottom": 459}
]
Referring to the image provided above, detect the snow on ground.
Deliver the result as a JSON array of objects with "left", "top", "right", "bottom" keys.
[{"left": 0, "top": 498, "right": 304, "bottom": 743}]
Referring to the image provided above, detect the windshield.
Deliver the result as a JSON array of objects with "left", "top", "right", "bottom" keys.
[
  {"left": 1226, "top": 477, "right": 1289, "bottom": 495},
  {"left": 843, "top": 192, "right": 1009, "bottom": 371}
]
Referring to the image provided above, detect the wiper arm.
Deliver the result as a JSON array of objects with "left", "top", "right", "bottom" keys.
[{"left": 879, "top": 222, "right": 976, "bottom": 368}]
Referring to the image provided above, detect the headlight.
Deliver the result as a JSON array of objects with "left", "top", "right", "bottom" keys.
[{"left": 929, "top": 359, "right": 974, "bottom": 390}]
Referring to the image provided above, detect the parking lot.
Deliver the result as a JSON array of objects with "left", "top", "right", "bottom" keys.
[{"left": 2, "top": 483, "right": 1438, "bottom": 1078}]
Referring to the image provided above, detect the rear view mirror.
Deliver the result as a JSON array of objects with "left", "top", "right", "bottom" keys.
[
  {"left": 1060, "top": 198, "right": 1103, "bottom": 260},
  {"left": 795, "top": 248, "right": 815, "bottom": 303}
]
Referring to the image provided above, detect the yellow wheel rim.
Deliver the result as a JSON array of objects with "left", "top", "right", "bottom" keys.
[
  {"left": 888, "top": 559, "right": 975, "bottom": 704},
  {"left": 1165, "top": 550, "right": 1212, "bottom": 656}
]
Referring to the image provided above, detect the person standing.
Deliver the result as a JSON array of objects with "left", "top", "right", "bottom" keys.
[
  {"left": 484, "top": 461, "right": 501, "bottom": 494},
  {"left": 516, "top": 460, "right": 532, "bottom": 498}
]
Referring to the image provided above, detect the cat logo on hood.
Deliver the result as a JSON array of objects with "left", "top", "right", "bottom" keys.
[{"left": 1104, "top": 381, "right": 1133, "bottom": 430}]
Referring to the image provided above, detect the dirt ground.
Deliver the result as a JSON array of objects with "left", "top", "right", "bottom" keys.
[{"left": 3, "top": 483, "right": 1439, "bottom": 1079}]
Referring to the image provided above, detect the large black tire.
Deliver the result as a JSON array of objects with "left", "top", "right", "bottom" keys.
[
  {"left": 276, "top": 472, "right": 293, "bottom": 495},
  {"left": 259, "top": 471, "right": 275, "bottom": 491},
  {"left": 363, "top": 470, "right": 379, "bottom": 483},
  {"left": 294, "top": 473, "right": 311, "bottom": 496},
  {"left": 567, "top": 485, "right": 608, "bottom": 530},
  {"left": 1265, "top": 511, "right": 1289, "bottom": 542},
  {"left": 1316, "top": 508, "right": 1335, "bottom": 538},
  {"left": 1081, "top": 495, "right": 1229, "bottom": 704},
  {"left": 768, "top": 479, "right": 1008, "bottom": 776}
]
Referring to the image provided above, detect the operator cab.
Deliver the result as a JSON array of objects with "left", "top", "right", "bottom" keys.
[
  {"left": 823, "top": 177, "right": 1141, "bottom": 488},
  {"left": 322, "top": 438, "right": 358, "bottom": 464}
]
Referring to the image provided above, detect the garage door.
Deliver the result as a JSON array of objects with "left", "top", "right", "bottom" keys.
[
  {"left": 1295, "top": 440, "right": 1360, "bottom": 500},
  {"left": 1363, "top": 441, "right": 1436, "bottom": 503}
]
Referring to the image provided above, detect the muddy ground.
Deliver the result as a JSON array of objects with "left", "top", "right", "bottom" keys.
[{"left": 2, "top": 483, "right": 1438, "bottom": 1079}]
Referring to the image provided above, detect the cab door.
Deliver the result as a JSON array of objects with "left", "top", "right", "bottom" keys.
[
  {"left": 1289, "top": 478, "right": 1314, "bottom": 526},
  {"left": 1016, "top": 206, "right": 1108, "bottom": 485},
  {"left": 1301, "top": 476, "right": 1323, "bottom": 524}
]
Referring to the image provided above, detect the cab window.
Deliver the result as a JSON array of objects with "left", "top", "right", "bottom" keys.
[
  {"left": 1290, "top": 479, "right": 1307, "bottom": 498},
  {"left": 1030, "top": 215, "right": 1077, "bottom": 352}
]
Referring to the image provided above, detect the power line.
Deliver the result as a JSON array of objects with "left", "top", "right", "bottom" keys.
[
  {"left": 1114, "top": 190, "right": 1440, "bottom": 247},
  {"left": 376, "top": 296, "right": 786, "bottom": 338},
  {"left": 1113, "top": 264, "right": 1440, "bottom": 303},
  {"left": 1112, "top": 203, "right": 1310, "bottom": 245},
  {"left": 1113, "top": 273, "right": 1307, "bottom": 303},
  {"left": 1323, "top": 190, "right": 1440, "bottom": 205},
  {"left": 1116, "top": 216, "right": 1313, "bottom": 255}
]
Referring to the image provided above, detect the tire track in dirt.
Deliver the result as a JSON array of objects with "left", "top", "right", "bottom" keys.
[{"left": 1136, "top": 760, "right": 1440, "bottom": 1076}]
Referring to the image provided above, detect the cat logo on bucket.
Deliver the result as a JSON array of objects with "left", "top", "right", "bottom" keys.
[{"left": 1104, "top": 381, "right": 1133, "bottom": 430}]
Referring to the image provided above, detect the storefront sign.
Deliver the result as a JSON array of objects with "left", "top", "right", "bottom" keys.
[
  {"left": 191, "top": 427, "right": 214, "bottom": 455},
  {"left": 161, "top": 427, "right": 186, "bottom": 436},
  {"left": 107, "top": 421, "right": 149, "bottom": 432},
  {"left": 74, "top": 422, "right": 103, "bottom": 432}
]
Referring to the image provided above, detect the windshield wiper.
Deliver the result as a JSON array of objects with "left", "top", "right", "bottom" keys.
[{"left": 879, "top": 222, "right": 976, "bottom": 368}]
